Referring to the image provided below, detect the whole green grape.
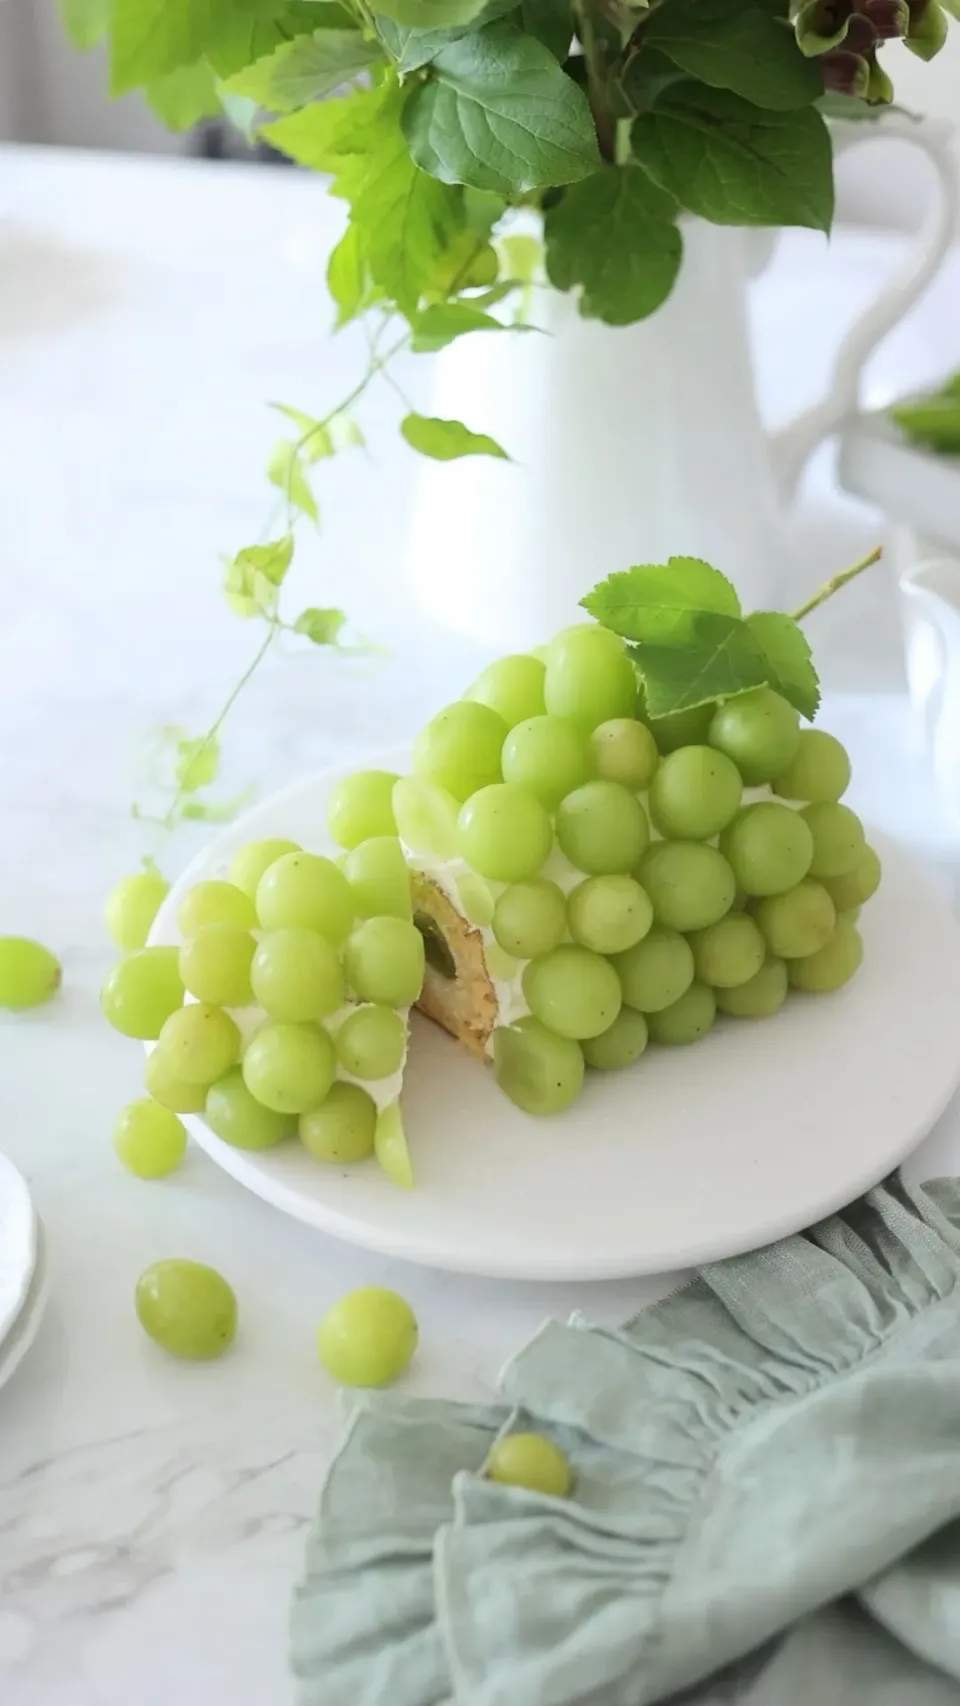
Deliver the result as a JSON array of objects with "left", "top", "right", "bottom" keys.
[
  {"left": 800, "top": 803, "right": 866, "bottom": 880},
  {"left": 335, "top": 1004, "right": 407, "bottom": 1079},
  {"left": 639, "top": 698, "right": 712, "bottom": 754},
  {"left": 374, "top": 1101, "right": 414, "bottom": 1188},
  {"left": 613, "top": 927, "right": 695, "bottom": 1013},
  {"left": 205, "top": 1068, "right": 293, "bottom": 1150},
  {"left": 179, "top": 880, "right": 256, "bottom": 936},
  {"left": 344, "top": 837, "right": 412, "bottom": 920},
  {"left": 501, "top": 715, "right": 590, "bottom": 808},
  {"left": 136, "top": 1259, "right": 237, "bottom": 1360},
  {"left": 716, "top": 957, "right": 788, "bottom": 1019},
  {"left": 486, "top": 1433, "right": 572, "bottom": 1497},
  {"left": 567, "top": 875, "right": 653, "bottom": 956},
  {"left": 720, "top": 803, "right": 814, "bottom": 897},
  {"left": 544, "top": 627, "right": 636, "bottom": 731},
  {"left": 581, "top": 1007, "right": 649, "bottom": 1071},
  {"left": 555, "top": 780, "right": 649, "bottom": 875},
  {"left": 256, "top": 853, "right": 354, "bottom": 944},
  {"left": 588, "top": 718, "right": 659, "bottom": 791},
  {"left": 179, "top": 925, "right": 255, "bottom": 1008},
  {"left": 251, "top": 927, "right": 343, "bottom": 1022},
  {"left": 689, "top": 915, "right": 766, "bottom": 989},
  {"left": 650, "top": 745, "right": 743, "bottom": 840},
  {"left": 788, "top": 919, "right": 863, "bottom": 993},
  {"left": 144, "top": 1049, "right": 208, "bottom": 1114},
  {"left": 327, "top": 770, "right": 399, "bottom": 849},
  {"left": 344, "top": 917, "right": 425, "bottom": 1007},
  {"left": 0, "top": 937, "right": 62, "bottom": 1010},
  {"left": 114, "top": 1099, "right": 187, "bottom": 1179},
  {"left": 466, "top": 654, "right": 546, "bottom": 728},
  {"left": 821, "top": 845, "right": 881, "bottom": 910},
  {"left": 522, "top": 944, "right": 622, "bottom": 1039},
  {"left": 392, "top": 777, "right": 461, "bottom": 859},
  {"left": 300, "top": 1082, "right": 377, "bottom": 1163},
  {"left": 104, "top": 871, "right": 170, "bottom": 952},
  {"left": 458, "top": 784, "right": 553, "bottom": 883},
  {"left": 639, "top": 842, "right": 736, "bottom": 932},
  {"left": 155, "top": 1003, "right": 240, "bottom": 1085},
  {"left": 492, "top": 1017, "right": 585, "bottom": 1114},
  {"left": 242, "top": 1022, "right": 336, "bottom": 1114},
  {"left": 101, "top": 946, "right": 184, "bottom": 1040},
  {"left": 413, "top": 701, "right": 507, "bottom": 801},
  {"left": 492, "top": 879, "right": 567, "bottom": 959},
  {"left": 317, "top": 1287, "right": 418, "bottom": 1387},
  {"left": 707, "top": 689, "right": 800, "bottom": 785},
  {"left": 647, "top": 982, "right": 717, "bottom": 1046},
  {"left": 774, "top": 729, "right": 851, "bottom": 802},
  {"left": 755, "top": 880, "right": 836, "bottom": 959},
  {"left": 229, "top": 838, "right": 300, "bottom": 899}
]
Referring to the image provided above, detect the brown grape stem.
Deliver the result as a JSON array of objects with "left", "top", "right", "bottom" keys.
[{"left": 790, "top": 545, "right": 883, "bottom": 623}]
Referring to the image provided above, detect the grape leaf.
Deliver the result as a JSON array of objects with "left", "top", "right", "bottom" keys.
[
  {"left": 582, "top": 558, "right": 742, "bottom": 634},
  {"left": 58, "top": 0, "right": 111, "bottom": 50},
  {"left": 545, "top": 168, "right": 682, "bottom": 326},
  {"left": 402, "top": 27, "right": 601, "bottom": 196},
  {"left": 267, "top": 440, "right": 319, "bottom": 521},
  {"left": 401, "top": 413, "right": 508, "bottom": 459},
  {"left": 225, "top": 28, "right": 384, "bottom": 110},
  {"left": 745, "top": 612, "right": 820, "bottom": 719},
  {"left": 208, "top": 3, "right": 348, "bottom": 78},
  {"left": 632, "top": 85, "right": 834, "bottom": 232},
  {"left": 627, "top": 622, "right": 772, "bottom": 715},
  {"left": 146, "top": 62, "right": 222, "bottom": 129},
  {"left": 521, "top": 0, "right": 573, "bottom": 59},
  {"left": 294, "top": 607, "right": 347, "bottom": 645},
  {"left": 409, "top": 302, "right": 504, "bottom": 350},
  {"left": 645, "top": 0, "right": 822, "bottom": 110}
]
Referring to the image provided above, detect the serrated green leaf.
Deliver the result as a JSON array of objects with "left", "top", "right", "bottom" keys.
[
  {"left": 176, "top": 733, "right": 220, "bottom": 793},
  {"left": 326, "top": 223, "right": 366, "bottom": 326},
  {"left": 401, "top": 412, "right": 509, "bottom": 459},
  {"left": 376, "top": 0, "right": 487, "bottom": 23},
  {"left": 521, "top": 0, "right": 573, "bottom": 59},
  {"left": 268, "top": 439, "right": 319, "bottom": 521},
  {"left": 58, "top": 0, "right": 111, "bottom": 50},
  {"left": 110, "top": 0, "right": 229, "bottom": 94},
  {"left": 225, "top": 28, "right": 383, "bottom": 111},
  {"left": 294, "top": 607, "right": 347, "bottom": 644},
  {"left": 409, "top": 303, "right": 504, "bottom": 350},
  {"left": 627, "top": 620, "right": 771, "bottom": 715},
  {"left": 633, "top": 85, "right": 834, "bottom": 232},
  {"left": 402, "top": 26, "right": 601, "bottom": 196},
  {"left": 646, "top": 0, "right": 821, "bottom": 109},
  {"left": 208, "top": 4, "right": 349, "bottom": 79},
  {"left": 375, "top": 16, "right": 466, "bottom": 68},
  {"left": 261, "top": 78, "right": 387, "bottom": 169},
  {"left": 271, "top": 405, "right": 334, "bottom": 461},
  {"left": 582, "top": 558, "right": 743, "bottom": 635},
  {"left": 745, "top": 611, "right": 820, "bottom": 720},
  {"left": 544, "top": 168, "right": 682, "bottom": 325},
  {"left": 146, "top": 62, "right": 222, "bottom": 129}
]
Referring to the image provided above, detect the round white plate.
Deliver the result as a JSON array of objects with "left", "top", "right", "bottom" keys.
[
  {"left": 0, "top": 1153, "right": 37, "bottom": 1346},
  {"left": 152, "top": 753, "right": 960, "bottom": 1281},
  {"left": 0, "top": 1219, "right": 48, "bottom": 1398}
]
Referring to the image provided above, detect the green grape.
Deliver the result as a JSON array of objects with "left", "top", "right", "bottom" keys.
[
  {"left": 178, "top": 880, "right": 256, "bottom": 936},
  {"left": 638, "top": 843, "right": 736, "bottom": 932},
  {"left": 581, "top": 1007, "right": 648, "bottom": 1071},
  {"left": 720, "top": 803, "right": 814, "bottom": 897},
  {"left": 114, "top": 1099, "right": 187, "bottom": 1179},
  {"left": 136, "top": 1259, "right": 237, "bottom": 1361},
  {"left": 105, "top": 871, "right": 170, "bottom": 952},
  {"left": 613, "top": 927, "right": 695, "bottom": 1013},
  {"left": 492, "top": 879, "right": 567, "bottom": 959},
  {"left": 0, "top": 937, "right": 61, "bottom": 1010},
  {"left": 250, "top": 927, "right": 343, "bottom": 1022},
  {"left": 756, "top": 880, "right": 836, "bottom": 959},
  {"left": 501, "top": 715, "right": 589, "bottom": 808},
  {"left": 327, "top": 769, "right": 399, "bottom": 849},
  {"left": 255, "top": 852, "right": 354, "bottom": 944},
  {"left": 374, "top": 1101, "right": 413, "bottom": 1188},
  {"left": 205, "top": 1068, "right": 293, "bottom": 1150},
  {"left": 551, "top": 622, "right": 625, "bottom": 655},
  {"left": 486, "top": 1433, "right": 572, "bottom": 1497},
  {"left": 544, "top": 627, "right": 637, "bottom": 731},
  {"left": 242, "top": 1021, "right": 336, "bottom": 1114},
  {"left": 344, "top": 916, "right": 425, "bottom": 1007},
  {"left": 523, "top": 943, "right": 622, "bottom": 1040},
  {"left": 228, "top": 838, "right": 300, "bottom": 900},
  {"left": 640, "top": 699, "right": 712, "bottom": 754},
  {"left": 179, "top": 925, "right": 255, "bottom": 1008},
  {"left": 156, "top": 1003, "right": 240, "bottom": 1085},
  {"left": 650, "top": 746, "right": 743, "bottom": 841},
  {"left": 392, "top": 776, "right": 461, "bottom": 858},
  {"left": 647, "top": 982, "right": 717, "bottom": 1046},
  {"left": 568, "top": 874, "right": 653, "bottom": 955},
  {"left": 456, "top": 872, "right": 495, "bottom": 926},
  {"left": 800, "top": 802, "right": 866, "bottom": 880},
  {"left": 317, "top": 1287, "right": 418, "bottom": 1387},
  {"left": 492, "top": 1017, "right": 585, "bottom": 1114},
  {"left": 774, "top": 729, "right": 851, "bottom": 802},
  {"left": 413, "top": 701, "right": 507, "bottom": 801},
  {"left": 466, "top": 653, "right": 546, "bottom": 728},
  {"left": 556, "top": 780, "right": 649, "bottom": 875},
  {"left": 689, "top": 915, "right": 766, "bottom": 989},
  {"left": 588, "top": 718, "right": 659, "bottom": 791},
  {"left": 335, "top": 1004, "right": 406, "bottom": 1079},
  {"left": 458, "top": 784, "right": 553, "bottom": 883},
  {"left": 300, "top": 1082, "right": 377, "bottom": 1163},
  {"left": 788, "top": 919, "right": 864, "bottom": 994},
  {"left": 716, "top": 956, "right": 788, "bottom": 1019},
  {"left": 101, "top": 946, "right": 184, "bottom": 1040},
  {"left": 344, "top": 837, "right": 412, "bottom": 921},
  {"left": 821, "top": 845, "right": 882, "bottom": 910},
  {"left": 144, "top": 1049, "right": 208, "bottom": 1114},
  {"left": 707, "top": 689, "right": 800, "bottom": 785}
]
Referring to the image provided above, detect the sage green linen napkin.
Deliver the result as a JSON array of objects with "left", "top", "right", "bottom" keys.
[{"left": 292, "top": 1175, "right": 960, "bottom": 1703}]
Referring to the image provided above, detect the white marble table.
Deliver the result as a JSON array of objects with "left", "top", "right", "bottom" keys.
[{"left": 1, "top": 145, "right": 960, "bottom": 1706}]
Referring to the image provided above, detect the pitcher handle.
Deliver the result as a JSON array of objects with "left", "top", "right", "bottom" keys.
[{"left": 771, "top": 114, "right": 959, "bottom": 502}]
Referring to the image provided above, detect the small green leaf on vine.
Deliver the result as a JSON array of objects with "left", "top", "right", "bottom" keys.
[
  {"left": 294, "top": 607, "right": 347, "bottom": 645},
  {"left": 175, "top": 733, "right": 221, "bottom": 794},
  {"left": 401, "top": 412, "right": 509, "bottom": 460},
  {"left": 267, "top": 439, "right": 319, "bottom": 522},
  {"left": 272, "top": 406, "right": 334, "bottom": 462}
]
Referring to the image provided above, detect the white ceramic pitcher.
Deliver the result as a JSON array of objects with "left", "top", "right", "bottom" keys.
[
  {"left": 901, "top": 554, "right": 960, "bottom": 831},
  {"left": 406, "top": 116, "right": 958, "bottom": 650}
]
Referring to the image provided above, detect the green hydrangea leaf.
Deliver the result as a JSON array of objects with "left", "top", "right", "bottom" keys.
[
  {"left": 146, "top": 62, "right": 222, "bottom": 129},
  {"left": 401, "top": 412, "right": 509, "bottom": 459},
  {"left": 208, "top": 4, "right": 350, "bottom": 79},
  {"left": 521, "top": 0, "right": 573, "bottom": 59},
  {"left": 744, "top": 611, "right": 820, "bottom": 720},
  {"left": 646, "top": 0, "right": 822, "bottom": 109},
  {"left": 376, "top": 0, "right": 488, "bottom": 24},
  {"left": 225, "top": 28, "right": 384, "bottom": 111},
  {"left": 544, "top": 168, "right": 682, "bottom": 326},
  {"left": 294, "top": 607, "right": 347, "bottom": 645}
]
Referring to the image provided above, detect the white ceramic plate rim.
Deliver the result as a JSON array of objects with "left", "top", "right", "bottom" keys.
[
  {"left": 0, "top": 1153, "right": 37, "bottom": 1346},
  {"left": 0, "top": 1218, "right": 47, "bottom": 1398}
]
